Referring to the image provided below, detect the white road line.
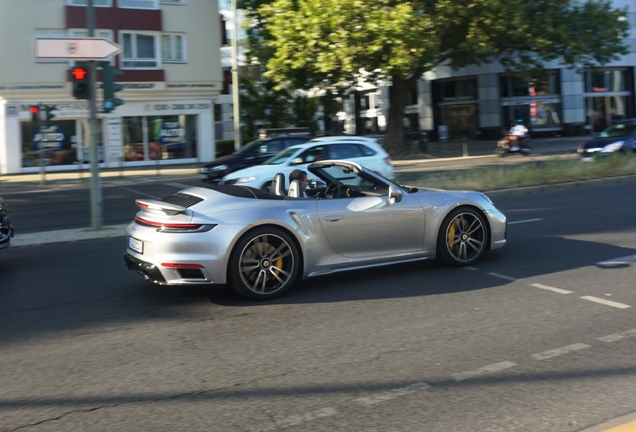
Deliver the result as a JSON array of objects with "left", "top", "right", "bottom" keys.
[
  {"left": 451, "top": 361, "right": 517, "bottom": 381},
  {"left": 531, "top": 283, "right": 573, "bottom": 294},
  {"left": 165, "top": 182, "right": 194, "bottom": 189},
  {"left": 598, "top": 328, "right": 636, "bottom": 343},
  {"left": 580, "top": 296, "right": 631, "bottom": 309},
  {"left": 532, "top": 343, "right": 591, "bottom": 360},
  {"left": 354, "top": 382, "right": 431, "bottom": 406},
  {"left": 508, "top": 218, "right": 544, "bottom": 225},
  {"left": 463, "top": 266, "right": 479, "bottom": 271},
  {"left": 488, "top": 272, "right": 517, "bottom": 282},
  {"left": 596, "top": 254, "right": 636, "bottom": 267}
]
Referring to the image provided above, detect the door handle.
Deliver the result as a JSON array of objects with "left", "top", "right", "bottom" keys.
[{"left": 324, "top": 216, "right": 343, "bottom": 222}]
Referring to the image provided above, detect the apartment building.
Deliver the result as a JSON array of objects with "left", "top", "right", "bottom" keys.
[{"left": 0, "top": 0, "right": 222, "bottom": 174}]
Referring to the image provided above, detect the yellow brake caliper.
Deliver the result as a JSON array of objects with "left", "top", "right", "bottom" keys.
[{"left": 447, "top": 222, "right": 456, "bottom": 251}]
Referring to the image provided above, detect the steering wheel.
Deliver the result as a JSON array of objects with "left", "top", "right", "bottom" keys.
[{"left": 325, "top": 182, "right": 341, "bottom": 199}]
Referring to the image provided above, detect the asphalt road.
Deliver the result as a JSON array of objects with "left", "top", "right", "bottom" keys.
[{"left": 1, "top": 180, "right": 635, "bottom": 431}]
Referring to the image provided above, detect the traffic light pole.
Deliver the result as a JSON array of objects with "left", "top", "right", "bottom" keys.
[
  {"left": 36, "top": 105, "right": 45, "bottom": 186},
  {"left": 87, "top": 0, "right": 102, "bottom": 230}
]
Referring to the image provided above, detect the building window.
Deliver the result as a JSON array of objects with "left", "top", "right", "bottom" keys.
[
  {"left": 118, "top": 0, "right": 158, "bottom": 9},
  {"left": 500, "top": 71, "right": 561, "bottom": 97},
  {"left": 585, "top": 69, "right": 627, "bottom": 93},
  {"left": 121, "top": 32, "right": 160, "bottom": 68},
  {"left": 161, "top": 0, "right": 184, "bottom": 3},
  {"left": 161, "top": 34, "right": 186, "bottom": 63},
  {"left": 68, "top": 0, "right": 111, "bottom": 6},
  {"left": 440, "top": 79, "right": 476, "bottom": 102}
]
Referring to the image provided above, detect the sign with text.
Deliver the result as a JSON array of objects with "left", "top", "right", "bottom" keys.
[{"left": 34, "top": 37, "right": 122, "bottom": 60}]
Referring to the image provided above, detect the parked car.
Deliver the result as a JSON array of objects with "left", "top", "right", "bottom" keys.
[
  {"left": 220, "top": 136, "right": 394, "bottom": 191},
  {"left": 124, "top": 159, "right": 507, "bottom": 300},
  {"left": 0, "top": 196, "right": 13, "bottom": 250},
  {"left": 578, "top": 119, "right": 636, "bottom": 158},
  {"left": 200, "top": 135, "right": 312, "bottom": 183}
]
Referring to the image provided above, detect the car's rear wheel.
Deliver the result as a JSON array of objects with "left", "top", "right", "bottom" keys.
[
  {"left": 228, "top": 227, "right": 300, "bottom": 300},
  {"left": 437, "top": 207, "right": 487, "bottom": 266}
]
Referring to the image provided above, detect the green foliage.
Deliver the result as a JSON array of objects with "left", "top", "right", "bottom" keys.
[
  {"left": 249, "top": 0, "right": 628, "bottom": 155},
  {"left": 239, "top": 75, "right": 294, "bottom": 138}
]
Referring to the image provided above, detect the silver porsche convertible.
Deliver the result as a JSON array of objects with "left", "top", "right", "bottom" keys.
[{"left": 124, "top": 160, "right": 507, "bottom": 300}]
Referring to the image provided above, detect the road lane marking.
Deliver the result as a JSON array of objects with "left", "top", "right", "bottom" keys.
[
  {"left": 532, "top": 343, "right": 591, "bottom": 360},
  {"left": 508, "top": 218, "right": 544, "bottom": 225},
  {"left": 353, "top": 382, "right": 431, "bottom": 406},
  {"left": 601, "top": 419, "right": 636, "bottom": 432},
  {"left": 596, "top": 254, "right": 636, "bottom": 267},
  {"left": 598, "top": 328, "right": 636, "bottom": 343},
  {"left": 463, "top": 266, "right": 479, "bottom": 271},
  {"left": 531, "top": 283, "right": 573, "bottom": 294},
  {"left": 488, "top": 272, "right": 517, "bottom": 281},
  {"left": 451, "top": 361, "right": 517, "bottom": 381},
  {"left": 580, "top": 296, "right": 631, "bottom": 309}
]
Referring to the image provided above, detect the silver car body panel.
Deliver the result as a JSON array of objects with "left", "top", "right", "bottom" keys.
[{"left": 125, "top": 161, "right": 506, "bottom": 286}]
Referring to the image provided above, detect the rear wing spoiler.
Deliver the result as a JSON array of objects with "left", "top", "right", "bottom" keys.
[{"left": 136, "top": 199, "right": 188, "bottom": 216}]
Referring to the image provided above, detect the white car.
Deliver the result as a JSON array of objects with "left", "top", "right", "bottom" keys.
[{"left": 220, "top": 136, "right": 394, "bottom": 191}]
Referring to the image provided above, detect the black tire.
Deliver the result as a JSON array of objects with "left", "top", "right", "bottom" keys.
[
  {"left": 228, "top": 227, "right": 300, "bottom": 300},
  {"left": 436, "top": 207, "right": 488, "bottom": 266}
]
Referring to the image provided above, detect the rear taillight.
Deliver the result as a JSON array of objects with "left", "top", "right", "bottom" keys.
[
  {"left": 134, "top": 217, "right": 216, "bottom": 233},
  {"left": 383, "top": 156, "right": 393, "bottom": 166}
]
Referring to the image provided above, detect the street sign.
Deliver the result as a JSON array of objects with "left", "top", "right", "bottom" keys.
[{"left": 34, "top": 37, "right": 122, "bottom": 60}]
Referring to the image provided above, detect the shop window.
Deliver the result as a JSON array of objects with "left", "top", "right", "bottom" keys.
[
  {"left": 20, "top": 120, "right": 98, "bottom": 168},
  {"left": 502, "top": 103, "right": 562, "bottom": 128},
  {"left": 122, "top": 32, "right": 160, "bottom": 68},
  {"left": 123, "top": 115, "right": 197, "bottom": 161},
  {"left": 162, "top": 34, "right": 186, "bottom": 63}
]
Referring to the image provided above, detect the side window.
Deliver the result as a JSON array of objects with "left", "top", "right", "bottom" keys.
[
  {"left": 328, "top": 144, "right": 363, "bottom": 160},
  {"left": 298, "top": 146, "right": 325, "bottom": 163},
  {"left": 264, "top": 139, "right": 284, "bottom": 153},
  {"left": 359, "top": 144, "right": 376, "bottom": 156}
]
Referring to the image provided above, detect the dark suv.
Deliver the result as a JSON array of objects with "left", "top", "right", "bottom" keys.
[{"left": 200, "top": 135, "right": 312, "bottom": 183}]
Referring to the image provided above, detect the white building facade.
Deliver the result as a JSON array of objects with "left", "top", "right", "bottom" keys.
[{"left": 0, "top": 0, "right": 222, "bottom": 174}]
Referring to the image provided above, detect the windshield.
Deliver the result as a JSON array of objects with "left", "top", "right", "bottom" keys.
[
  {"left": 234, "top": 139, "right": 265, "bottom": 155},
  {"left": 597, "top": 122, "right": 636, "bottom": 138},
  {"left": 263, "top": 147, "right": 299, "bottom": 165}
]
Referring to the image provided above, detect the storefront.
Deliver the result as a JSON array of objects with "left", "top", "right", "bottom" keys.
[
  {"left": 1, "top": 99, "right": 214, "bottom": 174},
  {"left": 583, "top": 68, "right": 634, "bottom": 133},
  {"left": 432, "top": 78, "right": 479, "bottom": 139}
]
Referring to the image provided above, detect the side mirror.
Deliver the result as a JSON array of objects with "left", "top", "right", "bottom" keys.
[{"left": 387, "top": 186, "right": 403, "bottom": 204}]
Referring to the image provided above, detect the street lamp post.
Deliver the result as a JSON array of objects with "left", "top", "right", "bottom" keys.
[{"left": 231, "top": 0, "right": 241, "bottom": 151}]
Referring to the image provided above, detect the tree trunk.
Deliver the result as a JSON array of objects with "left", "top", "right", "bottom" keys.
[{"left": 384, "top": 77, "right": 410, "bottom": 156}]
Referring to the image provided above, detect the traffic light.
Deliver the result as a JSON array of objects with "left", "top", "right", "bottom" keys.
[
  {"left": 101, "top": 62, "right": 124, "bottom": 113},
  {"left": 43, "top": 105, "right": 56, "bottom": 127},
  {"left": 29, "top": 105, "right": 40, "bottom": 122},
  {"left": 70, "top": 64, "right": 90, "bottom": 100}
]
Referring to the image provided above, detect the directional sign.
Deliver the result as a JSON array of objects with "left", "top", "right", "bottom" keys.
[{"left": 34, "top": 37, "right": 122, "bottom": 60}]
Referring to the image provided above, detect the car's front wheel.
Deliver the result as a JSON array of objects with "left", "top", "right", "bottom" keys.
[
  {"left": 228, "top": 227, "right": 300, "bottom": 300},
  {"left": 437, "top": 207, "right": 488, "bottom": 266}
]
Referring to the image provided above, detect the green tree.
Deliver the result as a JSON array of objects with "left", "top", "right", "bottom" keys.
[
  {"left": 256, "top": 0, "right": 628, "bottom": 155},
  {"left": 239, "top": 75, "right": 294, "bottom": 139}
]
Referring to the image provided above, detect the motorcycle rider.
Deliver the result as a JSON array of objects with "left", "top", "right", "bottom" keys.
[{"left": 508, "top": 119, "right": 529, "bottom": 150}]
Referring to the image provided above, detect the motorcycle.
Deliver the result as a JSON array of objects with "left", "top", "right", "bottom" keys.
[{"left": 495, "top": 132, "right": 532, "bottom": 157}]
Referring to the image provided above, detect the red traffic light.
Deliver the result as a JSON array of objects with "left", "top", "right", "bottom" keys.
[
  {"left": 30, "top": 106, "right": 39, "bottom": 114},
  {"left": 71, "top": 67, "right": 87, "bottom": 80}
]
